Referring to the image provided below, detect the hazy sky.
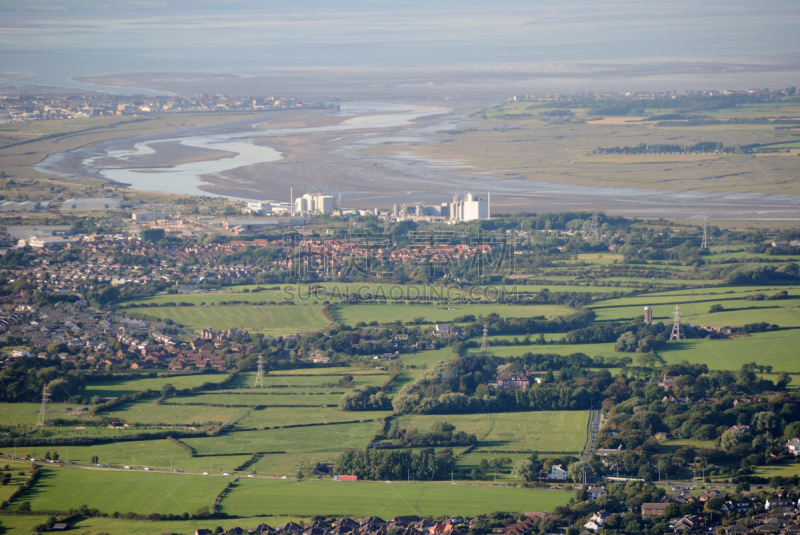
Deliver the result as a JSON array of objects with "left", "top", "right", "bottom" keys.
[{"left": 2, "top": 0, "right": 798, "bottom": 90}]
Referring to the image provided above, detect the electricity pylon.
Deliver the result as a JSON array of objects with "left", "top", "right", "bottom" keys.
[
  {"left": 669, "top": 305, "right": 685, "bottom": 341},
  {"left": 700, "top": 215, "right": 708, "bottom": 249},
  {"left": 37, "top": 385, "right": 50, "bottom": 427},
  {"left": 481, "top": 324, "right": 489, "bottom": 354},
  {"left": 590, "top": 207, "right": 600, "bottom": 241},
  {"left": 254, "top": 354, "right": 265, "bottom": 388}
]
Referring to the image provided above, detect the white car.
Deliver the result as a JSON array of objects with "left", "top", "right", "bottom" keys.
[
  {"left": 144, "top": 467, "right": 150, "bottom": 471},
  {"left": 124, "top": 466, "right": 131, "bottom": 469},
  {"left": 248, "top": 475, "right": 254, "bottom": 478},
  {"left": 223, "top": 473, "right": 229, "bottom": 476},
  {"left": 203, "top": 472, "right": 209, "bottom": 475}
]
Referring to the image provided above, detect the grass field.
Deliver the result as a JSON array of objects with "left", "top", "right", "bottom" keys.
[
  {"left": 0, "top": 403, "right": 82, "bottom": 426},
  {"left": 169, "top": 391, "right": 346, "bottom": 406},
  {"left": 82, "top": 373, "right": 231, "bottom": 398},
  {"left": 590, "top": 299, "right": 800, "bottom": 326},
  {"left": 332, "top": 303, "right": 575, "bottom": 326},
  {"left": 102, "top": 399, "right": 251, "bottom": 426},
  {"left": 4, "top": 441, "right": 252, "bottom": 473},
  {"left": 392, "top": 411, "right": 587, "bottom": 453},
  {"left": 183, "top": 421, "right": 380, "bottom": 456},
  {"left": 222, "top": 477, "right": 572, "bottom": 517},
  {"left": 257, "top": 374, "right": 389, "bottom": 388},
  {"left": 0, "top": 514, "right": 301, "bottom": 535},
  {"left": 0, "top": 466, "right": 30, "bottom": 503},
  {"left": 128, "top": 304, "right": 330, "bottom": 334},
  {"left": 16, "top": 466, "right": 229, "bottom": 515},
  {"left": 460, "top": 324, "right": 800, "bottom": 373},
  {"left": 236, "top": 406, "right": 392, "bottom": 429}
]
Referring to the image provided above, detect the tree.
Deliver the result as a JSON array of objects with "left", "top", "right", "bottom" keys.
[
  {"left": 751, "top": 411, "right": 779, "bottom": 434},
  {"left": 720, "top": 430, "right": 744, "bottom": 453},
  {"left": 567, "top": 461, "right": 589, "bottom": 483},
  {"left": 512, "top": 459, "right": 538, "bottom": 482},
  {"left": 160, "top": 383, "right": 176, "bottom": 398},
  {"left": 140, "top": 228, "right": 166, "bottom": 243}
]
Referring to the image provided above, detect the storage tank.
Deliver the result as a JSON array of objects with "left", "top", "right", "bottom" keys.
[{"left": 643, "top": 306, "right": 653, "bottom": 323}]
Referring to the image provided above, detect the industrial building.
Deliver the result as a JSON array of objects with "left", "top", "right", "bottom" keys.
[
  {"left": 449, "top": 192, "right": 490, "bottom": 221},
  {"left": 222, "top": 218, "right": 306, "bottom": 234},
  {"left": 294, "top": 193, "right": 334, "bottom": 215},
  {"left": 5, "top": 225, "right": 72, "bottom": 239},
  {"left": 132, "top": 211, "right": 166, "bottom": 222},
  {"left": 61, "top": 198, "right": 123, "bottom": 211},
  {"left": 394, "top": 192, "right": 491, "bottom": 222},
  {"left": 0, "top": 201, "right": 40, "bottom": 212}
]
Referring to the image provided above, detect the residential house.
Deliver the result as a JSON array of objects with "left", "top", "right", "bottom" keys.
[
  {"left": 584, "top": 511, "right": 611, "bottom": 532},
  {"left": 765, "top": 499, "right": 795, "bottom": 511},
  {"left": 587, "top": 486, "right": 607, "bottom": 500},
  {"left": 786, "top": 438, "right": 800, "bottom": 456},
  {"left": 548, "top": 464, "right": 567, "bottom": 481},
  {"left": 489, "top": 373, "right": 531, "bottom": 391},
  {"left": 641, "top": 503, "right": 668, "bottom": 516}
]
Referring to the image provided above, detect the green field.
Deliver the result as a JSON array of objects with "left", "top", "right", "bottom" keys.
[
  {"left": 332, "top": 303, "right": 575, "bottom": 326},
  {"left": 393, "top": 411, "right": 587, "bottom": 453},
  {"left": 591, "top": 299, "right": 800, "bottom": 326},
  {"left": 183, "top": 421, "right": 381, "bottom": 456},
  {"left": 236, "top": 406, "right": 392, "bottom": 429},
  {"left": 257, "top": 374, "right": 389, "bottom": 388},
  {"left": 102, "top": 399, "right": 251, "bottom": 426},
  {"left": 462, "top": 327, "right": 800, "bottom": 372},
  {"left": 128, "top": 304, "right": 330, "bottom": 334},
  {"left": 0, "top": 466, "right": 30, "bottom": 503},
  {"left": 222, "top": 477, "right": 572, "bottom": 517},
  {"left": 83, "top": 373, "right": 232, "bottom": 398},
  {"left": 4, "top": 441, "right": 252, "bottom": 473},
  {"left": 0, "top": 403, "right": 81, "bottom": 426},
  {"left": 0, "top": 514, "right": 300, "bottom": 535},
  {"left": 16, "top": 467, "right": 229, "bottom": 515},
  {"left": 169, "top": 391, "right": 346, "bottom": 406}
]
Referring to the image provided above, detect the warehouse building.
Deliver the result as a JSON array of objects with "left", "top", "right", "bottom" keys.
[{"left": 61, "top": 198, "right": 123, "bottom": 211}]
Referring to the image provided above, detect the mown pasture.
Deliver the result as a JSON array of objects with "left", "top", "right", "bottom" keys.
[
  {"left": 221, "top": 477, "right": 573, "bottom": 517},
  {"left": 182, "top": 421, "right": 381, "bottom": 456},
  {"left": 128, "top": 304, "right": 330, "bottom": 334},
  {"left": 332, "top": 303, "right": 576, "bottom": 326},
  {"left": 392, "top": 411, "right": 588, "bottom": 454},
  {"left": 14, "top": 466, "right": 229, "bottom": 515}
]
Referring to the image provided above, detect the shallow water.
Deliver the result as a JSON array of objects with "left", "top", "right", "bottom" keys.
[{"left": 72, "top": 103, "right": 447, "bottom": 197}]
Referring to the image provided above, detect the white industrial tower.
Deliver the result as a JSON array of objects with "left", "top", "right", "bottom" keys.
[
  {"left": 254, "top": 354, "right": 265, "bottom": 388},
  {"left": 481, "top": 323, "right": 489, "bottom": 354},
  {"left": 37, "top": 385, "right": 50, "bottom": 427},
  {"left": 669, "top": 305, "right": 685, "bottom": 341}
]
